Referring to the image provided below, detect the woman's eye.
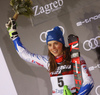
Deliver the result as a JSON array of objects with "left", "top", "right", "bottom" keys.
[
  {"left": 54, "top": 42, "right": 58, "bottom": 45},
  {"left": 48, "top": 44, "right": 51, "bottom": 47}
]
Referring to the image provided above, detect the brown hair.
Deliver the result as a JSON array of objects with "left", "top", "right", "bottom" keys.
[{"left": 48, "top": 45, "right": 71, "bottom": 72}]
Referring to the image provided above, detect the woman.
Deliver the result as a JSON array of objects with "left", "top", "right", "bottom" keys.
[{"left": 5, "top": 18, "right": 94, "bottom": 95}]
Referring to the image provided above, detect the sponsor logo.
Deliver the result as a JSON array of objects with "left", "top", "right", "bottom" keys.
[
  {"left": 72, "top": 43, "right": 78, "bottom": 48},
  {"left": 53, "top": 89, "right": 63, "bottom": 94},
  {"left": 53, "top": 87, "right": 76, "bottom": 94},
  {"left": 71, "top": 52, "right": 79, "bottom": 58},
  {"left": 33, "top": 0, "right": 63, "bottom": 16},
  {"left": 76, "top": 14, "right": 100, "bottom": 26},
  {"left": 50, "top": 65, "right": 71, "bottom": 75},
  {"left": 40, "top": 26, "right": 65, "bottom": 42},
  {"left": 95, "top": 85, "right": 100, "bottom": 95},
  {"left": 47, "top": 35, "right": 54, "bottom": 40},
  {"left": 32, "top": 60, "right": 44, "bottom": 67},
  {"left": 83, "top": 36, "right": 100, "bottom": 51},
  {"left": 89, "top": 64, "right": 100, "bottom": 71}
]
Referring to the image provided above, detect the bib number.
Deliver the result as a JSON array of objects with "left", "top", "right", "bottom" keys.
[{"left": 58, "top": 77, "right": 64, "bottom": 87}]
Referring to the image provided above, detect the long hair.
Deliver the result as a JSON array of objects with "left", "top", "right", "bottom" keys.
[{"left": 48, "top": 45, "right": 71, "bottom": 72}]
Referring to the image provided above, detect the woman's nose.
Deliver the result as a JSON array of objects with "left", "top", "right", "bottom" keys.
[{"left": 52, "top": 44, "right": 55, "bottom": 49}]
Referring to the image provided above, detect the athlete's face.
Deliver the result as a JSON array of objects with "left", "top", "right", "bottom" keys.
[{"left": 48, "top": 41, "right": 63, "bottom": 57}]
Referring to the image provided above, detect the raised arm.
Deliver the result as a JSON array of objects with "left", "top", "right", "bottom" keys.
[{"left": 5, "top": 18, "right": 49, "bottom": 69}]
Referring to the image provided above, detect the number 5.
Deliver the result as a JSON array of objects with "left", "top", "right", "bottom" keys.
[{"left": 58, "top": 77, "right": 64, "bottom": 87}]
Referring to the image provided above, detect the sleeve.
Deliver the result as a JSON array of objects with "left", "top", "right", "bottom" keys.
[
  {"left": 12, "top": 37, "right": 49, "bottom": 69},
  {"left": 77, "top": 57, "right": 94, "bottom": 95}
]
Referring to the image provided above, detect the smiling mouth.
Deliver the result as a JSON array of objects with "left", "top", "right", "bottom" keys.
[{"left": 53, "top": 50, "right": 57, "bottom": 53}]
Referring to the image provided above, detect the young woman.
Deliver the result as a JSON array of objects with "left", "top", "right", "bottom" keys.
[{"left": 5, "top": 18, "right": 94, "bottom": 95}]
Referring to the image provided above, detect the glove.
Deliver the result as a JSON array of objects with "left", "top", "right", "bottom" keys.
[
  {"left": 68, "top": 34, "right": 80, "bottom": 58},
  {"left": 63, "top": 85, "right": 72, "bottom": 95},
  {"left": 5, "top": 18, "right": 18, "bottom": 39}
]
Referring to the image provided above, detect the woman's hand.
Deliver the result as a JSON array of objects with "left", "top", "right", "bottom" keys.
[{"left": 5, "top": 18, "right": 18, "bottom": 39}]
